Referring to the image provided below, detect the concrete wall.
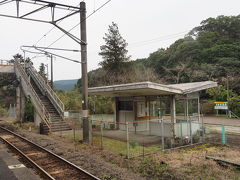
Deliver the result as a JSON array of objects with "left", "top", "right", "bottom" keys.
[
  {"left": 119, "top": 111, "right": 134, "bottom": 130},
  {"left": 175, "top": 122, "right": 201, "bottom": 137},
  {"left": 0, "top": 65, "right": 14, "bottom": 73},
  {"left": 34, "top": 109, "right": 42, "bottom": 126},
  {"left": 149, "top": 121, "right": 173, "bottom": 137}
]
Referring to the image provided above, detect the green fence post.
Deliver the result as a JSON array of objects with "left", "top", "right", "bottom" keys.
[{"left": 221, "top": 125, "right": 226, "bottom": 145}]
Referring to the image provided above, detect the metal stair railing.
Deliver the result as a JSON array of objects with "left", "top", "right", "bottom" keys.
[
  {"left": 27, "top": 63, "right": 65, "bottom": 116},
  {"left": 14, "top": 60, "right": 51, "bottom": 130},
  {"left": 0, "top": 60, "right": 13, "bottom": 65}
]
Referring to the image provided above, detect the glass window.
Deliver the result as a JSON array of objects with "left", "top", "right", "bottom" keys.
[
  {"left": 118, "top": 101, "right": 133, "bottom": 111},
  {"left": 137, "top": 101, "right": 145, "bottom": 117}
]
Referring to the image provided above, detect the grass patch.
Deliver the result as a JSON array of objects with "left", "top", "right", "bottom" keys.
[
  {"left": 185, "top": 144, "right": 219, "bottom": 152},
  {"left": 134, "top": 158, "right": 173, "bottom": 180},
  {"left": 16, "top": 122, "right": 39, "bottom": 133},
  {"left": 63, "top": 132, "right": 162, "bottom": 158}
]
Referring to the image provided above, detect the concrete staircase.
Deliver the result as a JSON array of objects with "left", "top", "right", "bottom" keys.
[
  {"left": 30, "top": 79, "right": 71, "bottom": 134},
  {"left": 14, "top": 60, "right": 71, "bottom": 134}
]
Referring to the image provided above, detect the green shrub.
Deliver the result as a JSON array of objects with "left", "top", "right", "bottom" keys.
[
  {"left": 201, "top": 100, "right": 215, "bottom": 115},
  {"left": 136, "top": 159, "right": 172, "bottom": 179},
  {"left": 24, "top": 102, "right": 34, "bottom": 122},
  {"left": 0, "top": 105, "right": 7, "bottom": 117}
]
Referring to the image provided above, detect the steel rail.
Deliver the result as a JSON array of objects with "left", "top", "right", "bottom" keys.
[
  {"left": 0, "top": 137, "right": 55, "bottom": 180},
  {"left": 206, "top": 156, "right": 240, "bottom": 168},
  {"left": 0, "top": 126, "right": 100, "bottom": 180}
]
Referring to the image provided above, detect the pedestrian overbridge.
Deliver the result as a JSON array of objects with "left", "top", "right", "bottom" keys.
[
  {"left": 0, "top": 60, "right": 71, "bottom": 134},
  {"left": 0, "top": 60, "right": 14, "bottom": 74}
]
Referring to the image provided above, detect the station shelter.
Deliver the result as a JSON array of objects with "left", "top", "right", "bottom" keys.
[{"left": 89, "top": 81, "right": 217, "bottom": 139}]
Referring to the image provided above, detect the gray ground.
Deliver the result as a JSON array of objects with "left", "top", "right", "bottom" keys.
[
  {"left": 0, "top": 142, "right": 42, "bottom": 180},
  {"left": 203, "top": 116, "right": 240, "bottom": 126}
]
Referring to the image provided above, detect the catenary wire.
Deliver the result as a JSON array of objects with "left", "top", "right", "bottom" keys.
[
  {"left": 32, "top": 2, "right": 80, "bottom": 48},
  {"left": 45, "top": 0, "right": 112, "bottom": 49}
]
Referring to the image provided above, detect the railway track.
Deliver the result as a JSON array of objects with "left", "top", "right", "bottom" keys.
[{"left": 0, "top": 126, "right": 100, "bottom": 180}]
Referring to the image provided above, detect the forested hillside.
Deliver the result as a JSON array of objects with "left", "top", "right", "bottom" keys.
[
  {"left": 54, "top": 79, "right": 78, "bottom": 91},
  {"left": 70, "top": 15, "right": 240, "bottom": 115},
  {"left": 77, "top": 15, "right": 240, "bottom": 93}
]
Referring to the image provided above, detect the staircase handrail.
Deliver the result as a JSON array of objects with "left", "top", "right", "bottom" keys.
[
  {"left": 0, "top": 60, "right": 13, "bottom": 65},
  {"left": 27, "top": 63, "right": 65, "bottom": 115},
  {"left": 14, "top": 61, "right": 51, "bottom": 130}
]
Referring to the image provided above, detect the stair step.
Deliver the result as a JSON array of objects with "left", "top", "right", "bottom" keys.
[{"left": 42, "top": 126, "right": 72, "bottom": 132}]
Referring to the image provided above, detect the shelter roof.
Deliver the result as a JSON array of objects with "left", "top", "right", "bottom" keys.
[{"left": 88, "top": 81, "right": 217, "bottom": 97}]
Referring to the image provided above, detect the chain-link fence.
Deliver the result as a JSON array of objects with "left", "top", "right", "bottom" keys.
[
  {"left": 90, "top": 115, "right": 204, "bottom": 158},
  {"left": 60, "top": 112, "right": 240, "bottom": 159},
  {"left": 204, "top": 123, "right": 240, "bottom": 146}
]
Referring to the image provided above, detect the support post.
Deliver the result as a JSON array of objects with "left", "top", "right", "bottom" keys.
[
  {"left": 16, "top": 85, "right": 25, "bottom": 123},
  {"left": 189, "top": 117, "right": 193, "bottom": 144},
  {"left": 170, "top": 95, "right": 176, "bottom": 145},
  {"left": 171, "top": 95, "right": 176, "bottom": 123},
  {"left": 115, "top": 97, "right": 119, "bottom": 129},
  {"left": 100, "top": 121, "right": 103, "bottom": 150},
  {"left": 197, "top": 95, "right": 201, "bottom": 122},
  {"left": 126, "top": 122, "right": 130, "bottom": 159},
  {"left": 186, "top": 95, "right": 189, "bottom": 137},
  {"left": 80, "top": 2, "right": 91, "bottom": 143},
  {"left": 161, "top": 119, "right": 165, "bottom": 150},
  {"left": 51, "top": 55, "right": 53, "bottom": 88},
  {"left": 221, "top": 125, "right": 226, "bottom": 145},
  {"left": 23, "top": 51, "right": 26, "bottom": 71},
  {"left": 180, "top": 121, "right": 183, "bottom": 139},
  {"left": 16, "top": 86, "right": 21, "bottom": 122}
]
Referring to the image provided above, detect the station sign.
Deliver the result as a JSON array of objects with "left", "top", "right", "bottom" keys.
[{"left": 214, "top": 102, "right": 228, "bottom": 110}]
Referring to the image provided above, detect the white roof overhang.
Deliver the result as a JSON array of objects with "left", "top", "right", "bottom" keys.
[{"left": 88, "top": 81, "right": 217, "bottom": 97}]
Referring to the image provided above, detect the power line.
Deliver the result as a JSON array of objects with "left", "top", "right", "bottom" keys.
[
  {"left": 32, "top": 3, "right": 80, "bottom": 47},
  {"left": 45, "top": 0, "right": 112, "bottom": 49},
  {"left": 128, "top": 31, "right": 188, "bottom": 47},
  {"left": 21, "top": 46, "right": 81, "bottom": 63},
  {"left": 23, "top": 45, "right": 81, "bottom": 52}
]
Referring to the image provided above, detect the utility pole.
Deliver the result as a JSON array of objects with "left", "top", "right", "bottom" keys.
[
  {"left": 80, "top": 2, "right": 91, "bottom": 143},
  {"left": 51, "top": 55, "right": 53, "bottom": 88}
]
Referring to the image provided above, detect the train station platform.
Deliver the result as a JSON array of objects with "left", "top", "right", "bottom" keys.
[{"left": 0, "top": 142, "right": 41, "bottom": 180}]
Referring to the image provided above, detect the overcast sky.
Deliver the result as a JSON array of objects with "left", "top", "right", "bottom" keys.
[{"left": 0, "top": 0, "right": 239, "bottom": 81}]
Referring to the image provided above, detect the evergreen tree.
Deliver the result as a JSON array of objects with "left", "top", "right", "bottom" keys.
[
  {"left": 99, "top": 22, "right": 130, "bottom": 72},
  {"left": 39, "top": 63, "right": 47, "bottom": 79}
]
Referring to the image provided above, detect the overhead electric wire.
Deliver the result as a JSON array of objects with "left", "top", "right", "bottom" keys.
[
  {"left": 23, "top": 45, "right": 81, "bottom": 52},
  {"left": 129, "top": 31, "right": 188, "bottom": 47},
  {"left": 45, "top": 0, "right": 112, "bottom": 49},
  {"left": 22, "top": 0, "right": 112, "bottom": 62},
  {"left": 20, "top": 46, "right": 45, "bottom": 55},
  {"left": 32, "top": 2, "right": 80, "bottom": 48},
  {"left": 35, "top": 47, "right": 81, "bottom": 63},
  {"left": 21, "top": 46, "right": 80, "bottom": 63},
  {"left": 0, "top": 0, "right": 14, "bottom": 6},
  {"left": 31, "top": 55, "right": 47, "bottom": 59},
  {"left": 21, "top": 0, "right": 80, "bottom": 11}
]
